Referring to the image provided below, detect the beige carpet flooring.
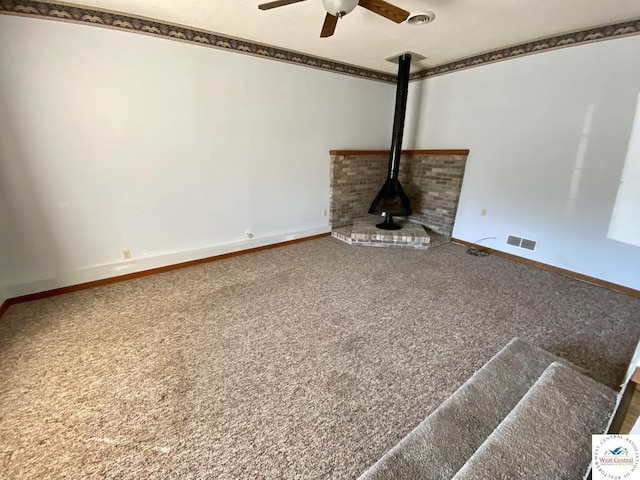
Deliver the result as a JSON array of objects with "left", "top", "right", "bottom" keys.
[{"left": 1, "top": 237, "right": 639, "bottom": 479}]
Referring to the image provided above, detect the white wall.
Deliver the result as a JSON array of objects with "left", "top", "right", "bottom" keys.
[
  {"left": 0, "top": 156, "right": 13, "bottom": 304},
  {"left": 0, "top": 15, "right": 395, "bottom": 297},
  {"left": 0, "top": 235, "right": 9, "bottom": 305},
  {"left": 405, "top": 36, "right": 640, "bottom": 290}
]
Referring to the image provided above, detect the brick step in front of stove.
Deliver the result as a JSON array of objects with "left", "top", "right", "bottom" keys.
[{"left": 332, "top": 215, "right": 446, "bottom": 249}]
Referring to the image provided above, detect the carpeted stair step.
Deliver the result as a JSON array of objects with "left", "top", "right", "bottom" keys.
[
  {"left": 452, "top": 361, "right": 616, "bottom": 480},
  {"left": 358, "top": 337, "right": 563, "bottom": 480}
]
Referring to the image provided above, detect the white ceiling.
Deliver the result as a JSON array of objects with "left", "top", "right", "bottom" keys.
[{"left": 57, "top": 0, "right": 640, "bottom": 73}]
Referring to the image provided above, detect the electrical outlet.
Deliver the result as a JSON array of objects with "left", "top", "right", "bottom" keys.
[
  {"left": 481, "top": 208, "right": 487, "bottom": 217},
  {"left": 323, "top": 210, "right": 328, "bottom": 217},
  {"left": 122, "top": 250, "right": 131, "bottom": 259}
]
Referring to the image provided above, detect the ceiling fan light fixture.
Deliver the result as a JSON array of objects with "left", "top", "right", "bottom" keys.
[
  {"left": 407, "top": 11, "right": 435, "bottom": 25},
  {"left": 322, "top": 0, "right": 359, "bottom": 18}
]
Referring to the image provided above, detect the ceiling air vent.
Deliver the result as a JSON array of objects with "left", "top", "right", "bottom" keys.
[
  {"left": 506, "top": 235, "right": 537, "bottom": 251},
  {"left": 407, "top": 11, "right": 435, "bottom": 25}
]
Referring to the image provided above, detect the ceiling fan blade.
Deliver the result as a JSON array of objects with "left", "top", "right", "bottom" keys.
[
  {"left": 258, "top": 0, "right": 307, "bottom": 10},
  {"left": 320, "top": 13, "right": 338, "bottom": 38},
  {"left": 358, "top": 0, "right": 410, "bottom": 23}
]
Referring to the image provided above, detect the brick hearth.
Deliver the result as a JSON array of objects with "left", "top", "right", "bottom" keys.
[{"left": 329, "top": 150, "right": 468, "bottom": 249}]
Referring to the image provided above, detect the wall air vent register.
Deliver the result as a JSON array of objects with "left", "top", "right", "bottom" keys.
[{"left": 507, "top": 235, "right": 538, "bottom": 251}]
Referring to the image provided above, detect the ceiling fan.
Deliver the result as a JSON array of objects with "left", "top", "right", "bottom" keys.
[{"left": 258, "top": 0, "right": 410, "bottom": 38}]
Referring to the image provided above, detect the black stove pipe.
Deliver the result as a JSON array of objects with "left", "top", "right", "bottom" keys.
[
  {"left": 388, "top": 53, "right": 411, "bottom": 182},
  {"left": 368, "top": 53, "right": 412, "bottom": 230}
]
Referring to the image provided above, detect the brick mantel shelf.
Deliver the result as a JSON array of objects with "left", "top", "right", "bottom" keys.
[{"left": 329, "top": 149, "right": 470, "bottom": 156}]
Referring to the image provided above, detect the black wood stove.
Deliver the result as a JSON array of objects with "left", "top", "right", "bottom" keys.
[{"left": 368, "top": 53, "right": 412, "bottom": 230}]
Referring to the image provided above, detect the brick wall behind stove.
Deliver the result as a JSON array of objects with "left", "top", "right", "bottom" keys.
[
  {"left": 330, "top": 153, "right": 468, "bottom": 236},
  {"left": 329, "top": 154, "right": 387, "bottom": 228},
  {"left": 400, "top": 154, "right": 467, "bottom": 236}
]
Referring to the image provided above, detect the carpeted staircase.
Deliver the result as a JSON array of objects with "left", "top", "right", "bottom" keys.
[{"left": 359, "top": 338, "right": 617, "bottom": 480}]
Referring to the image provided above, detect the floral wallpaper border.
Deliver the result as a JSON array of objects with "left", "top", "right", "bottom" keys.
[
  {"left": 1, "top": 0, "right": 639, "bottom": 83},
  {"left": 411, "top": 17, "right": 640, "bottom": 81},
  {"left": 0, "top": 0, "right": 396, "bottom": 83}
]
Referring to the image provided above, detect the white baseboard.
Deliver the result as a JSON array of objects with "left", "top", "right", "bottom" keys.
[{"left": 5, "top": 227, "right": 330, "bottom": 298}]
